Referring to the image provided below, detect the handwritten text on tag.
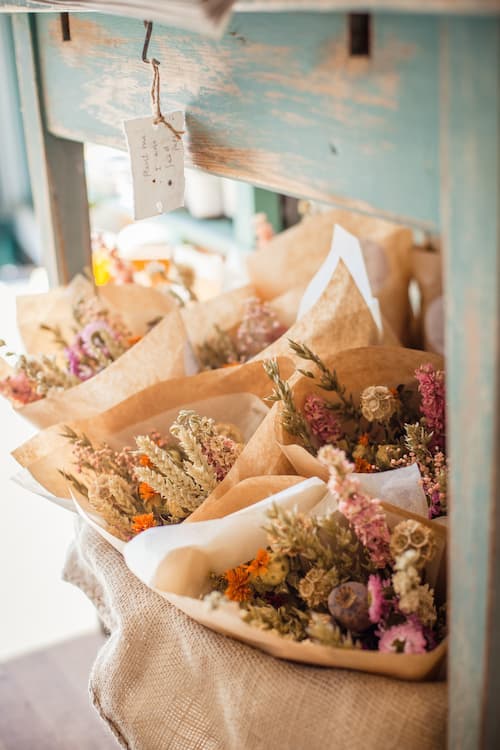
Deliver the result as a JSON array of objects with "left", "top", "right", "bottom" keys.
[{"left": 124, "top": 112, "right": 185, "bottom": 220}]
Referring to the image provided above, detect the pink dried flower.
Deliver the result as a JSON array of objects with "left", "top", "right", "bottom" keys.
[
  {"left": 0, "top": 371, "right": 41, "bottom": 405},
  {"left": 200, "top": 434, "right": 242, "bottom": 482},
  {"left": 367, "top": 575, "right": 389, "bottom": 624},
  {"left": 318, "top": 446, "right": 392, "bottom": 569},
  {"left": 378, "top": 620, "right": 427, "bottom": 654},
  {"left": 80, "top": 320, "right": 117, "bottom": 357},
  {"left": 415, "top": 364, "right": 445, "bottom": 451},
  {"left": 65, "top": 342, "right": 93, "bottom": 381},
  {"left": 235, "top": 297, "right": 285, "bottom": 359},
  {"left": 303, "top": 393, "right": 343, "bottom": 446}
]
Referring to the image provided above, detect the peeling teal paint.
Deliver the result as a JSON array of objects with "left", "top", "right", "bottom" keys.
[{"left": 36, "top": 12, "right": 440, "bottom": 228}]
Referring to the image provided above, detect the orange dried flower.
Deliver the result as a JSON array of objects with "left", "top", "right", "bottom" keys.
[
  {"left": 246, "top": 548, "right": 270, "bottom": 578},
  {"left": 131, "top": 513, "right": 157, "bottom": 534},
  {"left": 139, "top": 454, "right": 153, "bottom": 467},
  {"left": 389, "top": 388, "right": 399, "bottom": 398},
  {"left": 224, "top": 566, "right": 251, "bottom": 602},
  {"left": 139, "top": 482, "right": 156, "bottom": 501},
  {"left": 354, "top": 457, "right": 375, "bottom": 473},
  {"left": 358, "top": 433, "right": 370, "bottom": 447},
  {"left": 128, "top": 335, "right": 142, "bottom": 347}
]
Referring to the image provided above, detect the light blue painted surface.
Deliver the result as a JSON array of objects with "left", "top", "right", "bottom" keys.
[
  {"left": 442, "top": 17, "right": 500, "bottom": 749},
  {"left": 35, "top": 12, "right": 440, "bottom": 228}
]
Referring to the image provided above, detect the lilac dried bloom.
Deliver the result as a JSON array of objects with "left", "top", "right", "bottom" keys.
[
  {"left": 235, "top": 297, "right": 285, "bottom": 359},
  {"left": 303, "top": 393, "right": 343, "bottom": 446},
  {"left": 415, "top": 364, "right": 446, "bottom": 451}
]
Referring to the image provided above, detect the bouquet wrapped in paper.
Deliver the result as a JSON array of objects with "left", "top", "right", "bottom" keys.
[
  {"left": 12, "top": 359, "right": 295, "bottom": 550},
  {"left": 0, "top": 275, "right": 192, "bottom": 427},
  {"left": 184, "top": 224, "right": 395, "bottom": 373},
  {"left": 124, "top": 456, "right": 447, "bottom": 681},
  {"left": 266, "top": 344, "right": 446, "bottom": 519},
  {"left": 248, "top": 208, "right": 413, "bottom": 344}
]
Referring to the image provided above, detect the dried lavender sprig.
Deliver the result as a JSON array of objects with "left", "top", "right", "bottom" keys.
[
  {"left": 58, "top": 469, "right": 89, "bottom": 498},
  {"left": 263, "top": 358, "right": 316, "bottom": 454},
  {"left": 288, "top": 340, "right": 361, "bottom": 421},
  {"left": 39, "top": 323, "right": 70, "bottom": 349}
]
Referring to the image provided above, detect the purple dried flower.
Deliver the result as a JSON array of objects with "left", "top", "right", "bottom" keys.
[
  {"left": 303, "top": 393, "right": 343, "bottom": 446},
  {"left": 415, "top": 364, "right": 446, "bottom": 451}
]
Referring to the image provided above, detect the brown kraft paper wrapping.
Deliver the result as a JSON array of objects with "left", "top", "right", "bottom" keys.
[{"left": 248, "top": 209, "right": 412, "bottom": 343}]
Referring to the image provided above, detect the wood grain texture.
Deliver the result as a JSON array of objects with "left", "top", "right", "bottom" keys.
[
  {"left": 440, "top": 17, "right": 500, "bottom": 750},
  {"left": 0, "top": 633, "right": 118, "bottom": 750},
  {"left": 12, "top": 13, "right": 91, "bottom": 283},
  {"left": 35, "top": 11, "right": 441, "bottom": 228},
  {"left": 2, "top": 1, "right": 500, "bottom": 15}
]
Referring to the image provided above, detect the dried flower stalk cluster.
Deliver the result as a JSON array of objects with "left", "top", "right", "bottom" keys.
[
  {"left": 197, "top": 297, "right": 286, "bottom": 370},
  {"left": 60, "top": 410, "right": 243, "bottom": 540}
]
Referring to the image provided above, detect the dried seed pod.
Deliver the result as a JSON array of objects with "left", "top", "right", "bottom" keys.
[{"left": 328, "top": 581, "right": 371, "bottom": 633}]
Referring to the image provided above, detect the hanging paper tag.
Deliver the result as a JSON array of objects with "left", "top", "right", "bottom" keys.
[{"left": 124, "top": 112, "right": 185, "bottom": 220}]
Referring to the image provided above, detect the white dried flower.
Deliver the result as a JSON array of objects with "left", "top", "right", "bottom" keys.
[{"left": 360, "top": 385, "right": 398, "bottom": 422}]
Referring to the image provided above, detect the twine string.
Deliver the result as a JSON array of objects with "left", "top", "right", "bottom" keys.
[{"left": 150, "top": 59, "right": 184, "bottom": 140}]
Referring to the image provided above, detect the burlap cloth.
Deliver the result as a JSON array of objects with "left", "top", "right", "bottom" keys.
[{"left": 63, "top": 520, "right": 447, "bottom": 750}]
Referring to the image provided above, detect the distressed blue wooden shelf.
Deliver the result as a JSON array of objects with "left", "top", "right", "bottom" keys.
[{"left": 34, "top": 11, "right": 443, "bottom": 229}]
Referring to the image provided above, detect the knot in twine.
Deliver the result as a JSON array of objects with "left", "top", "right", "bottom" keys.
[{"left": 150, "top": 59, "right": 184, "bottom": 140}]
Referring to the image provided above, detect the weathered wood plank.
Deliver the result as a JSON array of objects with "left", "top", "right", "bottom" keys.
[
  {"left": 35, "top": 11, "right": 441, "bottom": 228},
  {"left": 441, "top": 17, "right": 500, "bottom": 750},
  {"left": 11, "top": 13, "right": 91, "bottom": 283},
  {"left": 2, "top": 1, "right": 500, "bottom": 16}
]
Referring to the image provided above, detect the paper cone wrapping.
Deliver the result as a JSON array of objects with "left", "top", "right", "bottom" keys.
[
  {"left": 16, "top": 275, "right": 176, "bottom": 356},
  {"left": 248, "top": 209, "right": 412, "bottom": 343},
  {"left": 253, "top": 260, "right": 380, "bottom": 364},
  {"left": 124, "top": 476, "right": 447, "bottom": 680},
  {"left": 274, "top": 346, "right": 444, "bottom": 485},
  {"left": 12, "top": 307, "right": 191, "bottom": 428},
  {"left": 13, "top": 358, "right": 295, "bottom": 540}
]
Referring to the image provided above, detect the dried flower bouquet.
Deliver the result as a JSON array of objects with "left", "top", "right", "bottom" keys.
[
  {"left": 13, "top": 359, "right": 289, "bottom": 549},
  {"left": 124, "top": 467, "right": 446, "bottom": 680},
  {"left": 60, "top": 410, "right": 245, "bottom": 542},
  {"left": 0, "top": 279, "right": 189, "bottom": 428},
  {"left": 266, "top": 344, "right": 447, "bottom": 518},
  {"left": 1, "top": 295, "right": 138, "bottom": 407}
]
